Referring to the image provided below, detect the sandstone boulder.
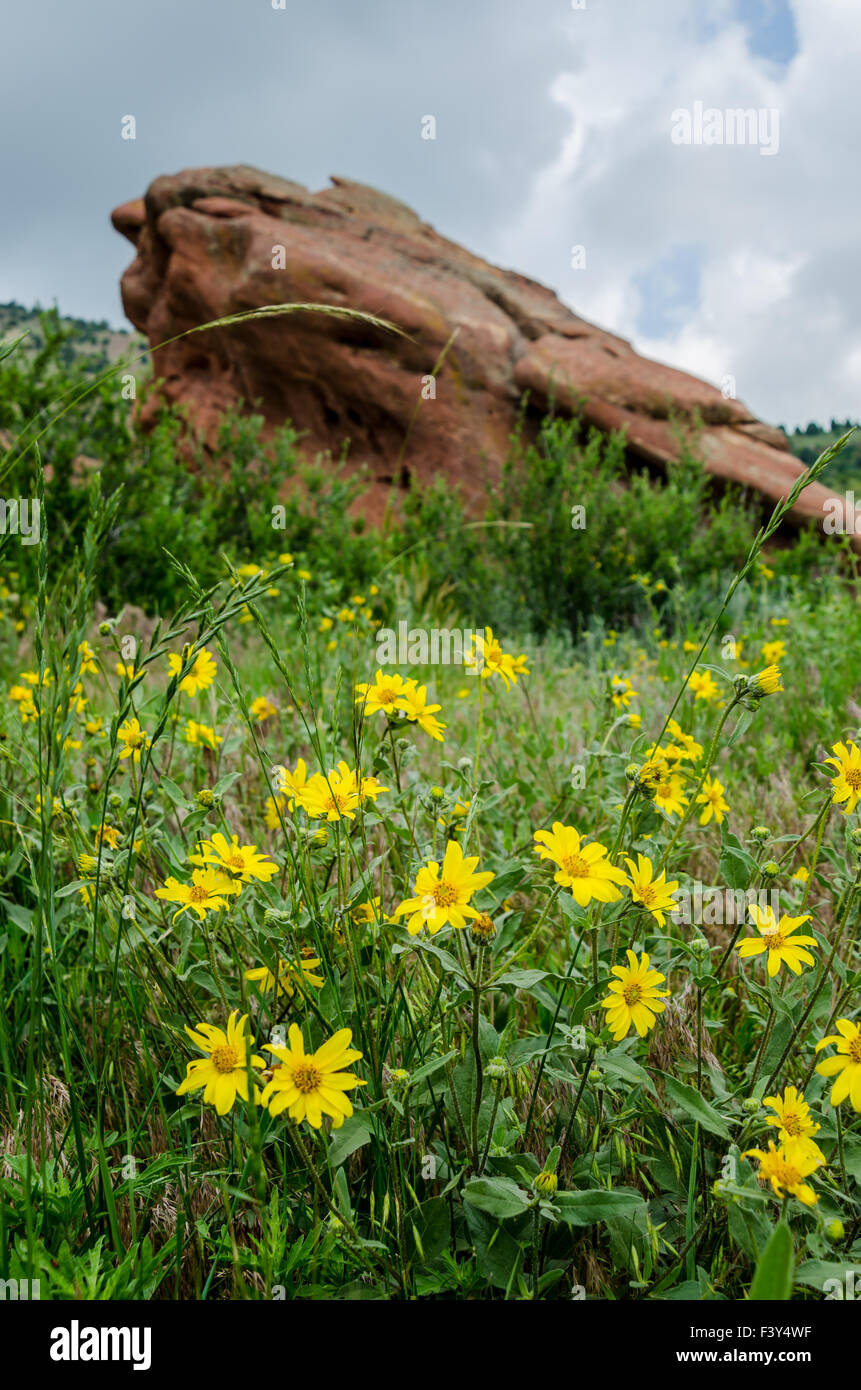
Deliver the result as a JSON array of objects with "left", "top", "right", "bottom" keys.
[{"left": 112, "top": 165, "right": 848, "bottom": 541}]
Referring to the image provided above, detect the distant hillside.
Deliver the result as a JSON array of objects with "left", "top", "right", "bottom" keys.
[
  {"left": 0, "top": 300, "right": 145, "bottom": 372},
  {"left": 782, "top": 418, "right": 861, "bottom": 490}
]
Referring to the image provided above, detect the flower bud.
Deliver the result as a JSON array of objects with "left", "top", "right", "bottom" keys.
[
  {"left": 534, "top": 1171, "right": 558, "bottom": 1196},
  {"left": 762, "top": 860, "right": 779, "bottom": 879},
  {"left": 470, "top": 912, "right": 496, "bottom": 944},
  {"left": 750, "top": 825, "right": 771, "bottom": 843},
  {"left": 197, "top": 788, "right": 214, "bottom": 808},
  {"left": 826, "top": 1219, "right": 845, "bottom": 1242},
  {"left": 486, "top": 1056, "right": 508, "bottom": 1082},
  {"left": 742, "top": 1096, "right": 761, "bottom": 1114}
]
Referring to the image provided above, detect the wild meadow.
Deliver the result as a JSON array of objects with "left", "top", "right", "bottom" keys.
[{"left": 2, "top": 312, "right": 861, "bottom": 1301}]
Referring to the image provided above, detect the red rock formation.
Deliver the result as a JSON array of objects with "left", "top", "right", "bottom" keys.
[{"left": 112, "top": 164, "right": 847, "bottom": 539}]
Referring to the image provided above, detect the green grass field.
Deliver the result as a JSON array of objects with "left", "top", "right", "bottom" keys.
[{"left": 2, "top": 313, "right": 861, "bottom": 1302}]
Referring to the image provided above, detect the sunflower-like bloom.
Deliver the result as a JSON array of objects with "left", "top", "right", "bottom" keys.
[
  {"left": 299, "top": 761, "right": 387, "bottom": 821},
  {"left": 465, "top": 627, "right": 525, "bottom": 688},
  {"left": 762, "top": 1086, "right": 826, "bottom": 1162},
  {"left": 761, "top": 639, "right": 787, "bottom": 666},
  {"left": 666, "top": 721, "right": 703, "bottom": 762},
  {"left": 77, "top": 640, "right": 99, "bottom": 675},
  {"left": 610, "top": 675, "right": 638, "bottom": 709},
  {"left": 824, "top": 740, "right": 861, "bottom": 816},
  {"left": 262, "top": 1025, "right": 365, "bottom": 1129},
  {"left": 175, "top": 1011, "right": 266, "bottom": 1115},
  {"left": 696, "top": 774, "right": 730, "bottom": 826},
  {"left": 9, "top": 684, "right": 39, "bottom": 721},
  {"left": 154, "top": 866, "right": 241, "bottom": 921},
  {"left": 688, "top": 670, "right": 720, "bottom": 702},
  {"left": 600, "top": 950, "right": 669, "bottom": 1041},
  {"left": 354, "top": 669, "right": 414, "bottom": 717},
  {"left": 189, "top": 831, "right": 278, "bottom": 884},
  {"left": 742, "top": 1139, "right": 822, "bottom": 1206},
  {"left": 245, "top": 952, "right": 324, "bottom": 998},
  {"left": 736, "top": 904, "right": 818, "bottom": 978},
  {"left": 264, "top": 759, "right": 308, "bottom": 827},
  {"left": 652, "top": 769, "right": 689, "bottom": 819},
  {"left": 351, "top": 896, "right": 381, "bottom": 925},
  {"left": 168, "top": 647, "right": 217, "bottom": 696},
  {"left": 815, "top": 1019, "right": 861, "bottom": 1110},
  {"left": 249, "top": 696, "right": 277, "bottom": 721},
  {"left": 644, "top": 740, "right": 686, "bottom": 768},
  {"left": 117, "top": 717, "right": 151, "bottom": 763},
  {"left": 396, "top": 682, "right": 446, "bottom": 741},
  {"left": 624, "top": 854, "right": 679, "bottom": 927},
  {"left": 393, "top": 839, "right": 494, "bottom": 935},
  {"left": 749, "top": 664, "right": 783, "bottom": 696},
  {"left": 184, "top": 719, "right": 222, "bottom": 750},
  {"left": 533, "top": 823, "right": 628, "bottom": 907}
]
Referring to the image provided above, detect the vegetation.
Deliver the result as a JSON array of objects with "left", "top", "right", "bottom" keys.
[
  {"left": 784, "top": 418, "right": 861, "bottom": 491},
  {"left": 1, "top": 312, "right": 861, "bottom": 1302}
]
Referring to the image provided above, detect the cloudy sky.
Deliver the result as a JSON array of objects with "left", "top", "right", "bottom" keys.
[{"left": 1, "top": 0, "right": 857, "bottom": 429}]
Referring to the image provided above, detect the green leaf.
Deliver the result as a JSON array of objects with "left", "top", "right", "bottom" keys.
[
  {"left": 407, "top": 1050, "right": 458, "bottom": 1087},
  {"left": 462, "top": 1202, "right": 525, "bottom": 1290},
  {"left": 327, "top": 1114, "right": 373, "bottom": 1167},
  {"left": 599, "top": 1052, "right": 655, "bottom": 1092},
  {"left": 463, "top": 1176, "right": 531, "bottom": 1219},
  {"left": 493, "top": 968, "right": 548, "bottom": 989},
  {"left": 749, "top": 1221, "right": 794, "bottom": 1300},
  {"left": 554, "top": 1188, "right": 645, "bottom": 1226},
  {"left": 656, "top": 1070, "right": 732, "bottom": 1140},
  {"left": 406, "top": 1196, "right": 451, "bottom": 1265}
]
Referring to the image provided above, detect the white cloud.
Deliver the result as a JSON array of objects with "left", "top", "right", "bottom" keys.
[{"left": 494, "top": 0, "right": 861, "bottom": 429}]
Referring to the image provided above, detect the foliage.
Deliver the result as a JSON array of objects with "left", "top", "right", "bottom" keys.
[{"left": 1, "top": 319, "right": 861, "bottom": 1302}]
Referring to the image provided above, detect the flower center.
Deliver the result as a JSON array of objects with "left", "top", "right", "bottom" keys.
[
  {"left": 765, "top": 933, "right": 786, "bottom": 951},
  {"left": 782, "top": 1113, "right": 802, "bottom": 1136},
  {"left": 848, "top": 1037, "right": 861, "bottom": 1064},
  {"left": 844, "top": 768, "right": 861, "bottom": 790},
  {"left": 561, "top": 854, "right": 591, "bottom": 878},
  {"left": 293, "top": 1060, "right": 322, "bottom": 1093},
  {"left": 189, "top": 885, "right": 211, "bottom": 902},
  {"left": 774, "top": 1158, "right": 801, "bottom": 1187},
  {"left": 622, "top": 982, "right": 643, "bottom": 1006},
  {"left": 226, "top": 852, "right": 246, "bottom": 871},
  {"left": 657, "top": 782, "right": 672, "bottom": 799},
  {"left": 378, "top": 686, "right": 398, "bottom": 704},
  {"left": 211, "top": 1044, "right": 238, "bottom": 1073},
  {"left": 433, "top": 881, "right": 459, "bottom": 907},
  {"left": 636, "top": 884, "right": 657, "bottom": 907}
]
